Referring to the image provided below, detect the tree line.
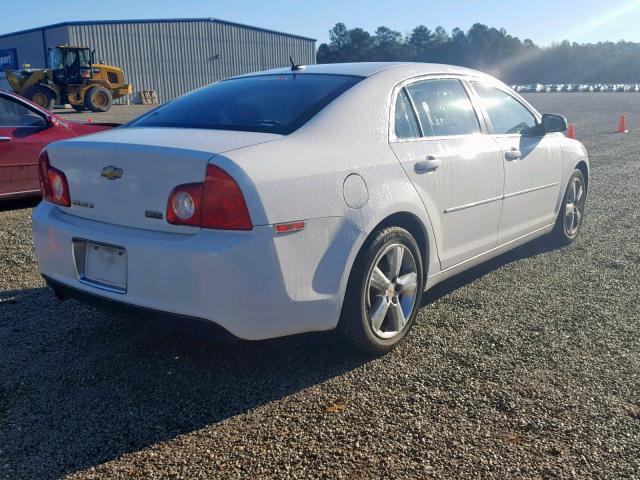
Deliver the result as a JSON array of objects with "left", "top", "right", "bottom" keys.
[{"left": 316, "top": 23, "right": 640, "bottom": 84}]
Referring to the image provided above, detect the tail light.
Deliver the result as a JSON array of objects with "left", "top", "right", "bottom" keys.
[
  {"left": 166, "top": 183, "right": 202, "bottom": 227},
  {"left": 167, "top": 165, "right": 252, "bottom": 230},
  {"left": 39, "top": 151, "right": 71, "bottom": 207}
]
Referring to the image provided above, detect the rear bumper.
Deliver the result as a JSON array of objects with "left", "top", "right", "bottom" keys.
[
  {"left": 33, "top": 202, "right": 361, "bottom": 340},
  {"left": 44, "top": 275, "right": 237, "bottom": 341},
  {"left": 113, "top": 84, "right": 133, "bottom": 98}
]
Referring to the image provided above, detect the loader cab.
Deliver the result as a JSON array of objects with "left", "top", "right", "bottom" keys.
[{"left": 49, "top": 47, "right": 93, "bottom": 85}]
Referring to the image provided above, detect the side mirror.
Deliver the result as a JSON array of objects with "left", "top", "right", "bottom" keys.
[
  {"left": 541, "top": 113, "right": 567, "bottom": 134},
  {"left": 45, "top": 114, "right": 59, "bottom": 127}
]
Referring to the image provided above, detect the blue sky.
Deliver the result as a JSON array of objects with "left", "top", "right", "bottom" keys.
[{"left": 2, "top": 0, "right": 640, "bottom": 45}]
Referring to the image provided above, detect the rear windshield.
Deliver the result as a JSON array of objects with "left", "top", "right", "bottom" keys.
[{"left": 129, "top": 74, "right": 363, "bottom": 135}]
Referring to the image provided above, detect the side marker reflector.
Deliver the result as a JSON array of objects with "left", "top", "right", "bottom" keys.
[{"left": 274, "top": 221, "right": 306, "bottom": 234}]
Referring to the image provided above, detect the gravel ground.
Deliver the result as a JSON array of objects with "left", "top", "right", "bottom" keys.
[
  {"left": 0, "top": 94, "right": 639, "bottom": 479},
  {"left": 54, "top": 105, "right": 155, "bottom": 124}
]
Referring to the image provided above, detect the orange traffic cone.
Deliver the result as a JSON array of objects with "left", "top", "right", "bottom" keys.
[
  {"left": 567, "top": 123, "right": 575, "bottom": 139},
  {"left": 617, "top": 114, "right": 628, "bottom": 133}
]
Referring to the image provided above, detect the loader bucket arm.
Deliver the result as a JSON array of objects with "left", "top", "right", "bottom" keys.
[{"left": 5, "top": 68, "right": 24, "bottom": 92}]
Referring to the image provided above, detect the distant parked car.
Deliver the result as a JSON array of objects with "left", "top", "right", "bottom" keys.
[
  {"left": 0, "top": 90, "right": 116, "bottom": 200},
  {"left": 33, "top": 62, "right": 589, "bottom": 354}
]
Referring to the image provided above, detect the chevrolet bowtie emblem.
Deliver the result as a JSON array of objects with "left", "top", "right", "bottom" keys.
[{"left": 101, "top": 165, "right": 123, "bottom": 180}]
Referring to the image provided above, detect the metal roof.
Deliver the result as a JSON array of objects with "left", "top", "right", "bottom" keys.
[
  {"left": 237, "top": 62, "right": 492, "bottom": 79},
  {"left": 0, "top": 18, "right": 316, "bottom": 42}
]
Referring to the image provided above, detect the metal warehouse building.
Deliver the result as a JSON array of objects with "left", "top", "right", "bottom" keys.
[{"left": 0, "top": 18, "right": 316, "bottom": 103}]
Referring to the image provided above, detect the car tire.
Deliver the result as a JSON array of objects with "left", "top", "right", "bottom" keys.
[
  {"left": 84, "top": 86, "right": 113, "bottom": 112},
  {"left": 549, "top": 168, "right": 587, "bottom": 246},
  {"left": 25, "top": 85, "right": 56, "bottom": 110},
  {"left": 339, "top": 227, "right": 424, "bottom": 355}
]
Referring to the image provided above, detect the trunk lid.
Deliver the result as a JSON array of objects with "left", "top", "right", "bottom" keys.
[{"left": 47, "top": 127, "right": 281, "bottom": 233}]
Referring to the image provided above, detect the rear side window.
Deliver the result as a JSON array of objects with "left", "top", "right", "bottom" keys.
[
  {"left": 130, "top": 74, "right": 363, "bottom": 135},
  {"left": 406, "top": 79, "right": 480, "bottom": 137},
  {"left": 394, "top": 89, "right": 421, "bottom": 139},
  {"left": 0, "top": 96, "right": 47, "bottom": 127},
  {"left": 472, "top": 82, "right": 538, "bottom": 134}
]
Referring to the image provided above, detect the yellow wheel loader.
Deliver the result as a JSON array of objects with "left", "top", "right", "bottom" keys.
[{"left": 5, "top": 46, "right": 132, "bottom": 112}]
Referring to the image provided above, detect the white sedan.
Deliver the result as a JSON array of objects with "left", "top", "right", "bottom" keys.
[{"left": 33, "top": 62, "right": 589, "bottom": 354}]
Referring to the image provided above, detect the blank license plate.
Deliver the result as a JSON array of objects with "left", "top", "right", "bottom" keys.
[{"left": 84, "top": 242, "right": 127, "bottom": 290}]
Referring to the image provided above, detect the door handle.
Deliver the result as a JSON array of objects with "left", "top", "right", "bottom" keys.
[
  {"left": 504, "top": 148, "right": 521, "bottom": 161},
  {"left": 415, "top": 155, "right": 442, "bottom": 173},
  {"left": 0, "top": 136, "right": 12, "bottom": 143}
]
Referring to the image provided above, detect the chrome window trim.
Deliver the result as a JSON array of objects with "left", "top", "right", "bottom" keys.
[
  {"left": 390, "top": 131, "right": 488, "bottom": 144},
  {"left": 389, "top": 73, "right": 487, "bottom": 143},
  {"left": 402, "top": 87, "right": 424, "bottom": 138},
  {"left": 467, "top": 80, "right": 543, "bottom": 135},
  {"left": 393, "top": 87, "right": 424, "bottom": 140},
  {"left": 461, "top": 78, "right": 492, "bottom": 134}
]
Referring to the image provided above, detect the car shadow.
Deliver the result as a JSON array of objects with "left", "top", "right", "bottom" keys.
[
  {"left": 0, "top": 196, "right": 40, "bottom": 212},
  {"left": 422, "top": 236, "right": 554, "bottom": 305},
  {"left": 0, "top": 236, "right": 556, "bottom": 479},
  {"left": 52, "top": 109, "right": 82, "bottom": 114},
  {"left": 0, "top": 286, "right": 368, "bottom": 479}
]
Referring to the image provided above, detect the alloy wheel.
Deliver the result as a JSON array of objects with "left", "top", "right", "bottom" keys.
[
  {"left": 366, "top": 243, "right": 419, "bottom": 339},
  {"left": 564, "top": 176, "right": 585, "bottom": 237}
]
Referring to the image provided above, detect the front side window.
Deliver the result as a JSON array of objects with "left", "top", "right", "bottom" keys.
[
  {"left": 394, "top": 89, "right": 421, "bottom": 139},
  {"left": 130, "top": 74, "right": 363, "bottom": 135},
  {"left": 406, "top": 79, "right": 480, "bottom": 137},
  {"left": 49, "top": 48, "right": 64, "bottom": 70},
  {"left": 0, "top": 96, "right": 47, "bottom": 127},
  {"left": 472, "top": 82, "right": 538, "bottom": 135},
  {"left": 77, "top": 49, "right": 91, "bottom": 69},
  {"left": 63, "top": 49, "right": 90, "bottom": 71}
]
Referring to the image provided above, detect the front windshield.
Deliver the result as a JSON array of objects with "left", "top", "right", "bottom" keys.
[
  {"left": 49, "top": 48, "right": 63, "bottom": 70},
  {"left": 64, "top": 49, "right": 91, "bottom": 69},
  {"left": 50, "top": 48, "right": 92, "bottom": 71},
  {"left": 76, "top": 49, "right": 91, "bottom": 69},
  {"left": 129, "top": 73, "right": 363, "bottom": 135}
]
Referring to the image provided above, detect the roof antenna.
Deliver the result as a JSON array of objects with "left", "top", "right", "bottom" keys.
[{"left": 289, "top": 55, "right": 306, "bottom": 71}]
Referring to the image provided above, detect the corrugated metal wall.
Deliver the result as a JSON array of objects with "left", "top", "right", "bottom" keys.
[
  {"left": 0, "top": 26, "right": 70, "bottom": 69},
  {"left": 0, "top": 27, "right": 70, "bottom": 90},
  {"left": 67, "top": 20, "right": 316, "bottom": 104},
  {"left": 0, "top": 30, "right": 49, "bottom": 68},
  {"left": 44, "top": 26, "right": 72, "bottom": 59}
]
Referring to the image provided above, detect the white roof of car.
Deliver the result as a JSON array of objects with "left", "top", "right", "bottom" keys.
[{"left": 237, "top": 62, "right": 491, "bottom": 79}]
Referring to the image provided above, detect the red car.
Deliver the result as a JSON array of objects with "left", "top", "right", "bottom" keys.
[{"left": 0, "top": 90, "right": 117, "bottom": 200}]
